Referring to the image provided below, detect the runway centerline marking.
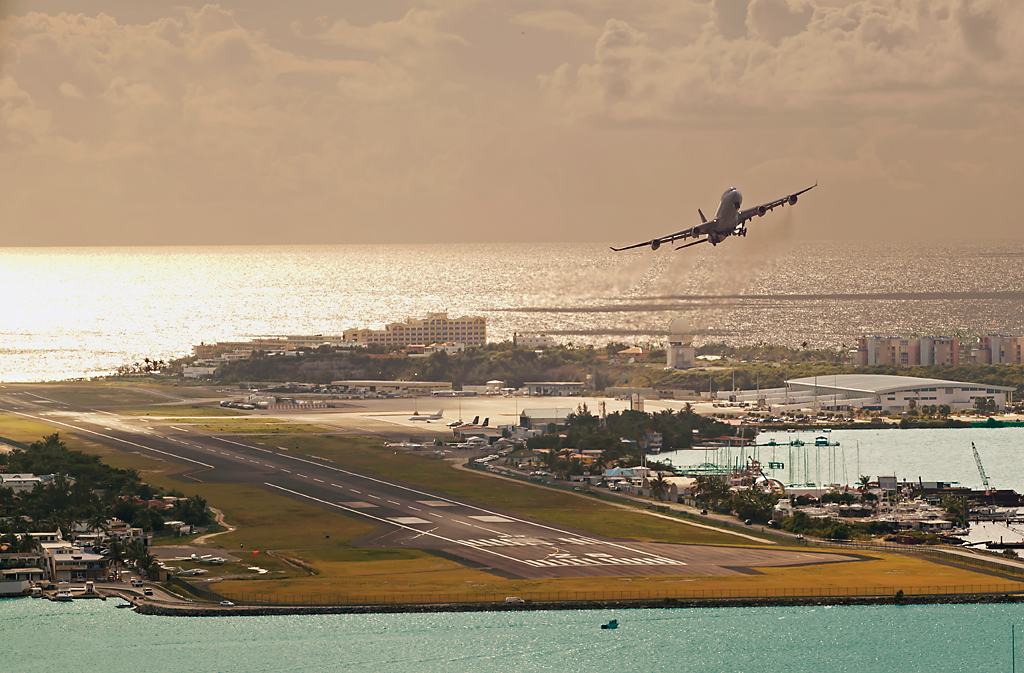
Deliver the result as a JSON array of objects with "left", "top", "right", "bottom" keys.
[
  {"left": 314, "top": 478, "right": 323, "bottom": 483},
  {"left": 297, "top": 474, "right": 308, "bottom": 479},
  {"left": 367, "top": 494, "right": 380, "bottom": 499}
]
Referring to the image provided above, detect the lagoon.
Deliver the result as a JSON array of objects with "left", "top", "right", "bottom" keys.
[{"left": 4, "top": 597, "right": 1020, "bottom": 672}]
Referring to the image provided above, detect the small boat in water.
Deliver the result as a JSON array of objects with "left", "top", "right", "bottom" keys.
[
  {"left": 54, "top": 586, "right": 74, "bottom": 602},
  {"left": 601, "top": 619, "right": 618, "bottom": 630}
]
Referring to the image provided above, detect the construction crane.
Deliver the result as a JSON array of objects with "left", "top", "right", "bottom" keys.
[{"left": 972, "top": 442, "right": 991, "bottom": 489}]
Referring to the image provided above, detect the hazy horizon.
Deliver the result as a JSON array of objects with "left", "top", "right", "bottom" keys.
[{"left": 2, "top": 1, "right": 1022, "bottom": 246}]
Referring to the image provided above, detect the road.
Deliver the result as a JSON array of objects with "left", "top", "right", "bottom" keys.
[{"left": 0, "top": 385, "right": 861, "bottom": 579}]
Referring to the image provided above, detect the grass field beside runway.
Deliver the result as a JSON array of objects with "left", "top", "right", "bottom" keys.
[
  {"left": 214, "top": 548, "right": 1004, "bottom": 602},
  {"left": 0, "top": 414, "right": 67, "bottom": 446}
]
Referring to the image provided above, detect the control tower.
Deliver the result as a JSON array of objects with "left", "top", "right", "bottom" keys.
[{"left": 666, "top": 317, "right": 696, "bottom": 369}]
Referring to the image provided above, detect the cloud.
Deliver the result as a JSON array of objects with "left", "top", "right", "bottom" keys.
[
  {"left": 58, "top": 81, "right": 83, "bottom": 98},
  {"left": 0, "top": 4, "right": 480, "bottom": 245},
  {"left": 511, "top": 10, "right": 597, "bottom": 38},
  {"left": 542, "top": 0, "right": 1024, "bottom": 122},
  {"left": 747, "top": 0, "right": 813, "bottom": 46},
  {"left": 313, "top": 7, "right": 467, "bottom": 66}
]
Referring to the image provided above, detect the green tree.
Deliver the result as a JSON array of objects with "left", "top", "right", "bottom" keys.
[
  {"left": 694, "top": 476, "right": 730, "bottom": 511},
  {"left": 730, "top": 490, "right": 777, "bottom": 524},
  {"left": 107, "top": 539, "right": 126, "bottom": 569},
  {"left": 649, "top": 475, "right": 669, "bottom": 500}
]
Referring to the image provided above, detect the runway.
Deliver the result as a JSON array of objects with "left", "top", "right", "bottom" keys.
[{"left": 0, "top": 385, "right": 862, "bottom": 579}]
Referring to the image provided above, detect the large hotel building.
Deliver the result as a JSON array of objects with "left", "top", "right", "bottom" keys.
[
  {"left": 851, "top": 336, "right": 960, "bottom": 367},
  {"left": 343, "top": 312, "right": 486, "bottom": 347}
]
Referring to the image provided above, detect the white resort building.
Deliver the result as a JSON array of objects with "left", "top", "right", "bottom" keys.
[{"left": 343, "top": 312, "right": 486, "bottom": 347}]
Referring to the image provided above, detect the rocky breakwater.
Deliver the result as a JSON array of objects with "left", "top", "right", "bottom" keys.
[{"left": 134, "top": 592, "right": 1024, "bottom": 617}]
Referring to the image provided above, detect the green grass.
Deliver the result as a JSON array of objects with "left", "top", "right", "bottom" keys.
[
  {"left": 0, "top": 415, "right": 64, "bottom": 445},
  {"left": 264, "top": 435, "right": 748, "bottom": 547},
  {"left": 119, "top": 405, "right": 244, "bottom": 417}
]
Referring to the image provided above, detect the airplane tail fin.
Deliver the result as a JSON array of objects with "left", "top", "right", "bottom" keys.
[
  {"left": 698, "top": 209, "right": 707, "bottom": 224},
  {"left": 482, "top": 418, "right": 489, "bottom": 427},
  {"left": 471, "top": 416, "right": 479, "bottom": 425}
]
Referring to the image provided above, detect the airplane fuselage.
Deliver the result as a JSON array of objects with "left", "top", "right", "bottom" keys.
[{"left": 710, "top": 188, "right": 743, "bottom": 242}]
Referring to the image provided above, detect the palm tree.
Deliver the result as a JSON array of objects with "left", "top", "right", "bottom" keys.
[
  {"left": 858, "top": 475, "right": 871, "bottom": 491},
  {"left": 107, "top": 539, "right": 126, "bottom": 569},
  {"left": 694, "top": 476, "right": 729, "bottom": 509},
  {"left": 650, "top": 474, "right": 669, "bottom": 500}
]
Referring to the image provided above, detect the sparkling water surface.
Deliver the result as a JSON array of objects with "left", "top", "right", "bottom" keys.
[
  {"left": 4, "top": 598, "right": 1022, "bottom": 672},
  {"left": 2, "top": 240, "right": 1023, "bottom": 381}
]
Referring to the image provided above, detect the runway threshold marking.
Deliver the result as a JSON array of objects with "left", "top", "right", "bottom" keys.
[{"left": 9, "top": 411, "right": 214, "bottom": 469}]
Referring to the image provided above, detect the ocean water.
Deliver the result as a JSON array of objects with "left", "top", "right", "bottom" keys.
[
  {"left": 660, "top": 427, "right": 1024, "bottom": 492},
  {"left": 4, "top": 598, "right": 1023, "bottom": 672},
  {"left": 1, "top": 240, "right": 1023, "bottom": 381}
]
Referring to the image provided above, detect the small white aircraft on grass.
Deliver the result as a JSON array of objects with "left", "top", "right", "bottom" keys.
[
  {"left": 409, "top": 409, "right": 444, "bottom": 422},
  {"left": 611, "top": 183, "right": 816, "bottom": 252}
]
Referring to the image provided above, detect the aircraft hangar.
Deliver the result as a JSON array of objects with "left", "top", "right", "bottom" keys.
[{"left": 734, "top": 374, "right": 1014, "bottom": 413}]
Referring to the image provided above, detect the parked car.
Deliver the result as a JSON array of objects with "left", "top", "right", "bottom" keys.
[
  {"left": 143, "top": 587, "right": 153, "bottom": 596},
  {"left": 220, "top": 600, "right": 235, "bottom": 607},
  {"left": 505, "top": 597, "right": 525, "bottom": 604}
]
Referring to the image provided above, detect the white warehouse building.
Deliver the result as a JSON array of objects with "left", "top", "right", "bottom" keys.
[{"left": 731, "top": 374, "right": 1014, "bottom": 413}]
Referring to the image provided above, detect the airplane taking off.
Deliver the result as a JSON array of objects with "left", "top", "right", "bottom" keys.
[
  {"left": 410, "top": 409, "right": 444, "bottom": 422},
  {"left": 611, "top": 183, "right": 816, "bottom": 252}
]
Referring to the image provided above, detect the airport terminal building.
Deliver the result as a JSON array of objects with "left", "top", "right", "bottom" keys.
[{"left": 734, "top": 374, "right": 1014, "bottom": 413}]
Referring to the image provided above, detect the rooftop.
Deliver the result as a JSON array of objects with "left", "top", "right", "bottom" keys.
[{"left": 786, "top": 374, "right": 1016, "bottom": 395}]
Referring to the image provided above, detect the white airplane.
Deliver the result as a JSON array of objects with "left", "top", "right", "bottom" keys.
[
  {"left": 409, "top": 409, "right": 443, "bottom": 422},
  {"left": 611, "top": 183, "right": 816, "bottom": 252}
]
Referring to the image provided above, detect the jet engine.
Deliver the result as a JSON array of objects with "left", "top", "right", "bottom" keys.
[
  {"left": 757, "top": 206, "right": 767, "bottom": 217},
  {"left": 650, "top": 239, "right": 661, "bottom": 251},
  {"left": 789, "top": 195, "right": 798, "bottom": 205}
]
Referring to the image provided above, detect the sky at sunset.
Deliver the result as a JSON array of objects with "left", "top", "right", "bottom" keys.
[{"left": 1, "top": 0, "right": 1021, "bottom": 246}]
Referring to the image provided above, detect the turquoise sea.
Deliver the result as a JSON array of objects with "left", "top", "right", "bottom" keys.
[{"left": 4, "top": 598, "right": 1022, "bottom": 672}]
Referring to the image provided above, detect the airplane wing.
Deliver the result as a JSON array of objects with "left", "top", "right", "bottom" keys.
[
  {"left": 737, "top": 183, "right": 816, "bottom": 226},
  {"left": 609, "top": 226, "right": 701, "bottom": 252}
]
